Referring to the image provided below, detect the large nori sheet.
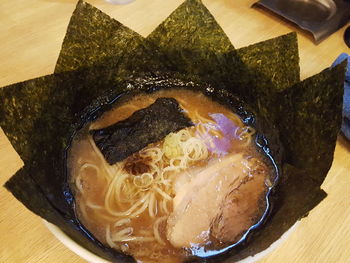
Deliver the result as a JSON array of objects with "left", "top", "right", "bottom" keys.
[
  {"left": 0, "top": 70, "right": 115, "bottom": 216},
  {"left": 0, "top": 0, "right": 347, "bottom": 262},
  {"left": 277, "top": 64, "right": 345, "bottom": 184},
  {"left": 220, "top": 33, "right": 300, "bottom": 126},
  {"left": 147, "top": 0, "right": 235, "bottom": 79},
  {"left": 54, "top": 0, "right": 173, "bottom": 81},
  {"left": 55, "top": 0, "right": 142, "bottom": 73},
  {"left": 237, "top": 32, "right": 300, "bottom": 92},
  {"left": 92, "top": 98, "right": 193, "bottom": 164}
]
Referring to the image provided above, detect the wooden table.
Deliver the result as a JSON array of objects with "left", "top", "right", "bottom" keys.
[{"left": 0, "top": 0, "right": 349, "bottom": 262}]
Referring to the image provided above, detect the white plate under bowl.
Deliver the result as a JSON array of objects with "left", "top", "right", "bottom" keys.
[{"left": 43, "top": 220, "right": 299, "bottom": 263}]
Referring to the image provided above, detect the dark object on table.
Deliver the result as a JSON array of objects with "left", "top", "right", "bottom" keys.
[
  {"left": 253, "top": 0, "right": 350, "bottom": 43},
  {"left": 332, "top": 53, "right": 350, "bottom": 140},
  {"left": 345, "top": 26, "right": 350, "bottom": 48},
  {"left": 91, "top": 98, "right": 193, "bottom": 164}
]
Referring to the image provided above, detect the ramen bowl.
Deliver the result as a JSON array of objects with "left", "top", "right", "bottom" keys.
[{"left": 1, "top": 0, "right": 346, "bottom": 262}]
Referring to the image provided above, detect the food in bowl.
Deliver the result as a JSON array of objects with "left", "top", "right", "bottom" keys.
[{"left": 68, "top": 89, "right": 278, "bottom": 262}]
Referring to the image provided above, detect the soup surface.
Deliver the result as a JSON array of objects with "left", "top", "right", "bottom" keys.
[{"left": 68, "top": 89, "right": 273, "bottom": 262}]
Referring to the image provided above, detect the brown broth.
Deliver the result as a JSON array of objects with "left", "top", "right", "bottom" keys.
[{"left": 68, "top": 90, "right": 273, "bottom": 263}]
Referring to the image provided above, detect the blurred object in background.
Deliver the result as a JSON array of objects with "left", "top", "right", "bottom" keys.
[
  {"left": 345, "top": 26, "right": 350, "bottom": 48},
  {"left": 253, "top": 0, "right": 350, "bottom": 43},
  {"left": 106, "top": 0, "right": 135, "bottom": 4}
]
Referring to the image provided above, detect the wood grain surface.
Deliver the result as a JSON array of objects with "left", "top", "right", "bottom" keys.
[{"left": 0, "top": 0, "right": 349, "bottom": 262}]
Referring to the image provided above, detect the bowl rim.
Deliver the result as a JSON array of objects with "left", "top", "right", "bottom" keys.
[{"left": 43, "top": 220, "right": 299, "bottom": 263}]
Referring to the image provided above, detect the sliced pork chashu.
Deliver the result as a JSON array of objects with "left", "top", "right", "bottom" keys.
[{"left": 166, "top": 153, "right": 268, "bottom": 248}]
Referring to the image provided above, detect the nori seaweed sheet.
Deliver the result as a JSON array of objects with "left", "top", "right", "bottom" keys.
[
  {"left": 0, "top": 0, "right": 347, "bottom": 262},
  {"left": 91, "top": 98, "right": 193, "bottom": 164},
  {"left": 147, "top": 0, "right": 235, "bottom": 78},
  {"left": 55, "top": 0, "right": 142, "bottom": 73},
  {"left": 237, "top": 32, "right": 300, "bottom": 92},
  {"left": 0, "top": 71, "right": 113, "bottom": 216},
  {"left": 54, "top": 0, "right": 174, "bottom": 81},
  {"left": 219, "top": 33, "right": 300, "bottom": 126},
  {"left": 277, "top": 64, "right": 346, "bottom": 184},
  {"left": 53, "top": 0, "right": 189, "bottom": 84}
]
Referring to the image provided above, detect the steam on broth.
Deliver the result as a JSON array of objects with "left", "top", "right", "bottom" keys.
[{"left": 68, "top": 89, "right": 273, "bottom": 262}]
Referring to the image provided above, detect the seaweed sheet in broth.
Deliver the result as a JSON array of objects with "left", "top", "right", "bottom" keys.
[{"left": 68, "top": 89, "right": 277, "bottom": 263}]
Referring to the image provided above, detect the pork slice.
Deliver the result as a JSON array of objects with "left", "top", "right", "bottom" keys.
[
  {"left": 211, "top": 170, "right": 267, "bottom": 243},
  {"left": 166, "top": 154, "right": 247, "bottom": 248}
]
